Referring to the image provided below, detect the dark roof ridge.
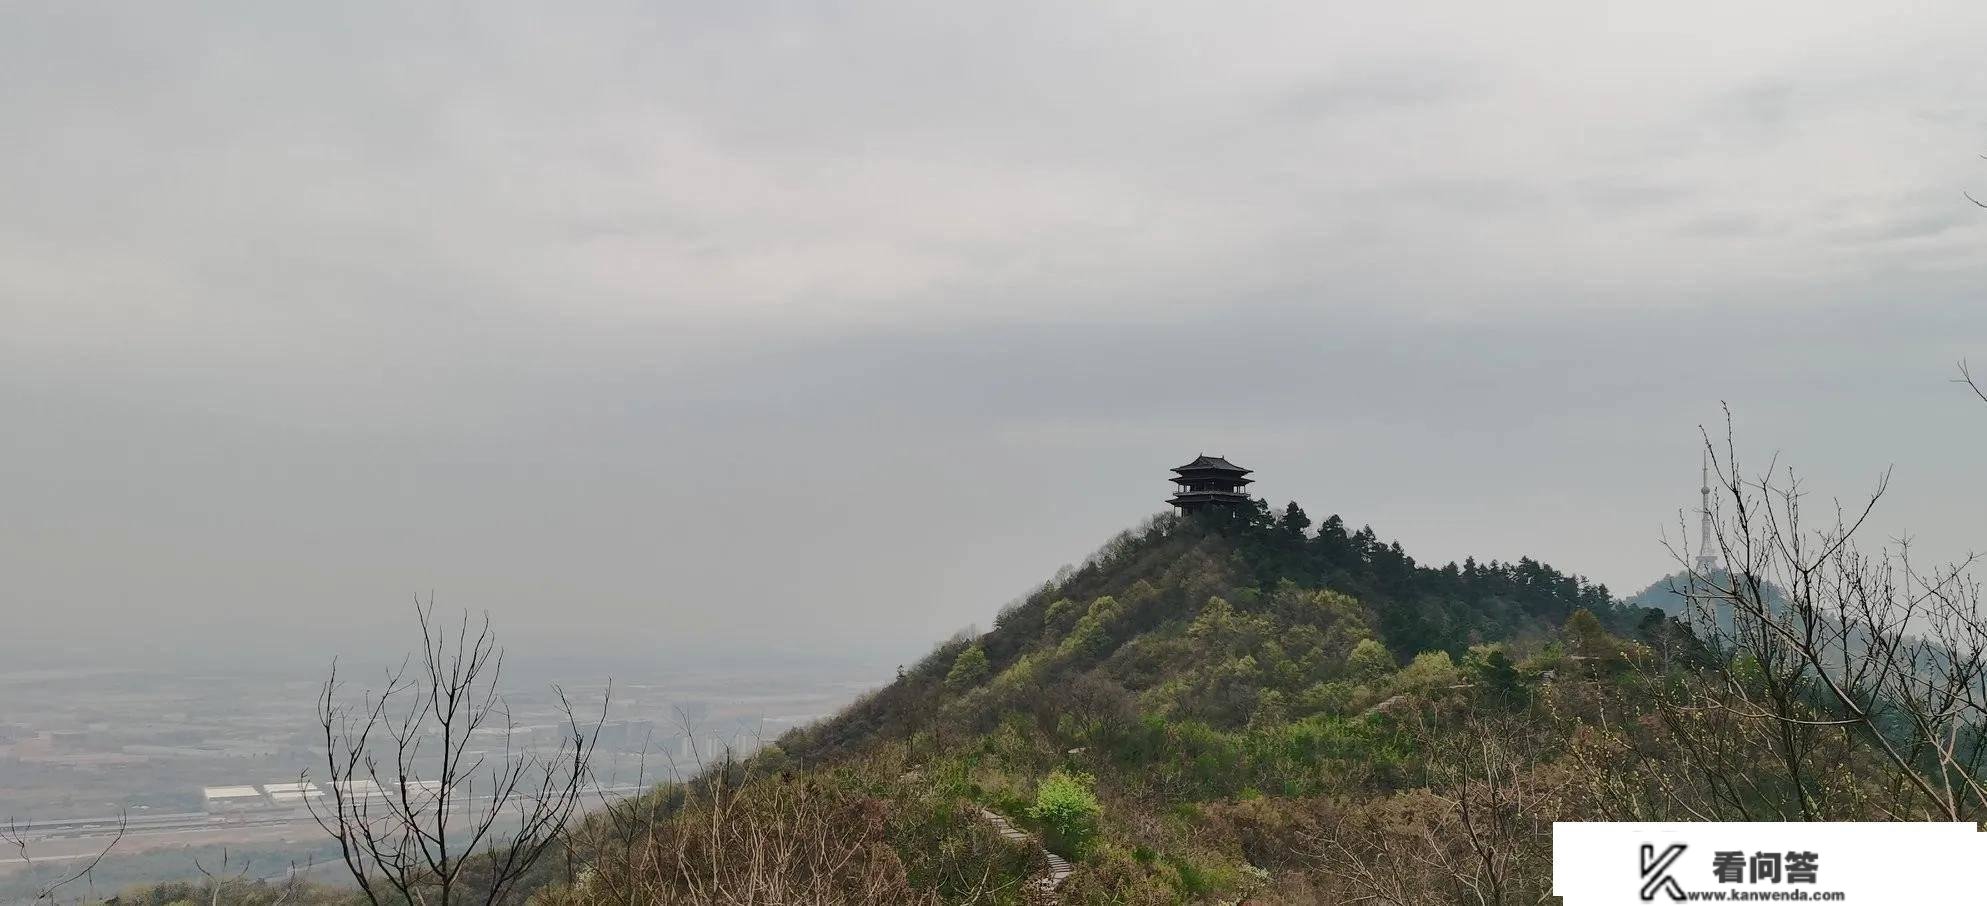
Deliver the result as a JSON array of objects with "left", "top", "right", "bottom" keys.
[{"left": 1173, "top": 454, "right": 1250, "bottom": 473}]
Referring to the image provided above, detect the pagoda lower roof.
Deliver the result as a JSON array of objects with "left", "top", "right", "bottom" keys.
[{"left": 1171, "top": 473, "right": 1253, "bottom": 484}]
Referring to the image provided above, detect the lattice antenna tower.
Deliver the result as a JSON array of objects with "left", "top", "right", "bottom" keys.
[{"left": 1694, "top": 451, "right": 1719, "bottom": 575}]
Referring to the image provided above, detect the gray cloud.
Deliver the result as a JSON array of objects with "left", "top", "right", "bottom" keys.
[
  {"left": 4, "top": 1, "right": 1987, "bottom": 668},
  {"left": 1272, "top": 60, "right": 1487, "bottom": 119}
]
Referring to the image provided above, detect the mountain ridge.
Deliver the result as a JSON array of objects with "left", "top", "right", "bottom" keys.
[{"left": 779, "top": 502, "right": 1650, "bottom": 767}]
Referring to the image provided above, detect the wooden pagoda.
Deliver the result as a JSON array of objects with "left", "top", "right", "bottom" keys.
[{"left": 1168, "top": 455, "right": 1253, "bottom": 512}]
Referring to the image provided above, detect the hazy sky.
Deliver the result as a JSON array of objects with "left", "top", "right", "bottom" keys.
[{"left": 5, "top": 2, "right": 1986, "bottom": 670}]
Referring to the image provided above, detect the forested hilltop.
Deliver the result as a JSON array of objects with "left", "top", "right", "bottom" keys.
[
  {"left": 116, "top": 486, "right": 1986, "bottom": 904},
  {"left": 781, "top": 502, "right": 1641, "bottom": 765},
  {"left": 535, "top": 503, "right": 1714, "bottom": 903}
]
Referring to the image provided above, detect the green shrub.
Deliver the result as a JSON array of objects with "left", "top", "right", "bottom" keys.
[
  {"left": 1294, "top": 680, "right": 1354, "bottom": 716},
  {"left": 1044, "top": 598, "right": 1080, "bottom": 631},
  {"left": 945, "top": 643, "right": 991, "bottom": 692},
  {"left": 1060, "top": 596, "right": 1126, "bottom": 660},
  {"left": 1168, "top": 854, "right": 1216, "bottom": 897},
  {"left": 1463, "top": 643, "right": 1522, "bottom": 699},
  {"left": 1248, "top": 689, "right": 1288, "bottom": 729},
  {"left": 1345, "top": 638, "right": 1395, "bottom": 680},
  {"left": 1028, "top": 770, "right": 1102, "bottom": 857},
  {"left": 1390, "top": 650, "right": 1460, "bottom": 693}
]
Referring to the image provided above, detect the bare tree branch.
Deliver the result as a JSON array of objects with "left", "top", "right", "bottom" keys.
[
  {"left": 309, "top": 598, "right": 604, "bottom": 906},
  {"left": 1, "top": 812, "right": 125, "bottom": 903}
]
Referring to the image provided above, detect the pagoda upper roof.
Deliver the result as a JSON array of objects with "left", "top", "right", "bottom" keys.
[{"left": 1173, "top": 454, "right": 1250, "bottom": 474}]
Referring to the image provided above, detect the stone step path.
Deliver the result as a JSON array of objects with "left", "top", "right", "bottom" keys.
[{"left": 977, "top": 807, "right": 1073, "bottom": 902}]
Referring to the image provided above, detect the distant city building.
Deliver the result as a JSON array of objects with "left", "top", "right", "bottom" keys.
[
  {"left": 260, "top": 781, "right": 325, "bottom": 806},
  {"left": 203, "top": 785, "right": 269, "bottom": 813},
  {"left": 331, "top": 778, "right": 388, "bottom": 804},
  {"left": 1168, "top": 455, "right": 1253, "bottom": 513},
  {"left": 594, "top": 720, "right": 642, "bottom": 751}
]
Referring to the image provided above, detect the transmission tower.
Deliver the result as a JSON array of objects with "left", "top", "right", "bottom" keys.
[{"left": 1694, "top": 451, "right": 1719, "bottom": 575}]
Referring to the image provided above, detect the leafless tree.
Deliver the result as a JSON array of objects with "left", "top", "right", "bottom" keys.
[
  {"left": 187, "top": 848, "right": 313, "bottom": 906},
  {"left": 1, "top": 813, "right": 125, "bottom": 903},
  {"left": 1665, "top": 413, "right": 1987, "bottom": 821},
  {"left": 1293, "top": 714, "right": 1561, "bottom": 906},
  {"left": 538, "top": 757, "right": 981, "bottom": 906},
  {"left": 191, "top": 848, "right": 255, "bottom": 906},
  {"left": 1438, "top": 720, "right": 1562, "bottom": 906},
  {"left": 310, "top": 601, "right": 605, "bottom": 906}
]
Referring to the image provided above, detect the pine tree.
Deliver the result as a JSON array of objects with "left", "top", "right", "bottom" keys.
[{"left": 1280, "top": 502, "right": 1311, "bottom": 540}]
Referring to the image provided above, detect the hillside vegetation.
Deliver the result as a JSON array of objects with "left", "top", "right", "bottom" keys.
[
  {"left": 522, "top": 503, "right": 1711, "bottom": 903},
  {"left": 120, "top": 491, "right": 1982, "bottom": 904},
  {"left": 743, "top": 504, "right": 1666, "bottom": 902}
]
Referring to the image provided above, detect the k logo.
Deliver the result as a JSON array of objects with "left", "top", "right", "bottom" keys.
[{"left": 1640, "top": 843, "right": 1687, "bottom": 902}]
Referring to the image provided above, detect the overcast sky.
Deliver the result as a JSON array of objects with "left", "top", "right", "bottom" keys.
[{"left": 5, "top": 1, "right": 1986, "bottom": 671}]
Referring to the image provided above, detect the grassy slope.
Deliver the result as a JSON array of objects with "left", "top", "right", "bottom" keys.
[
  {"left": 128, "top": 506, "right": 1883, "bottom": 903},
  {"left": 741, "top": 509, "right": 1669, "bottom": 902}
]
